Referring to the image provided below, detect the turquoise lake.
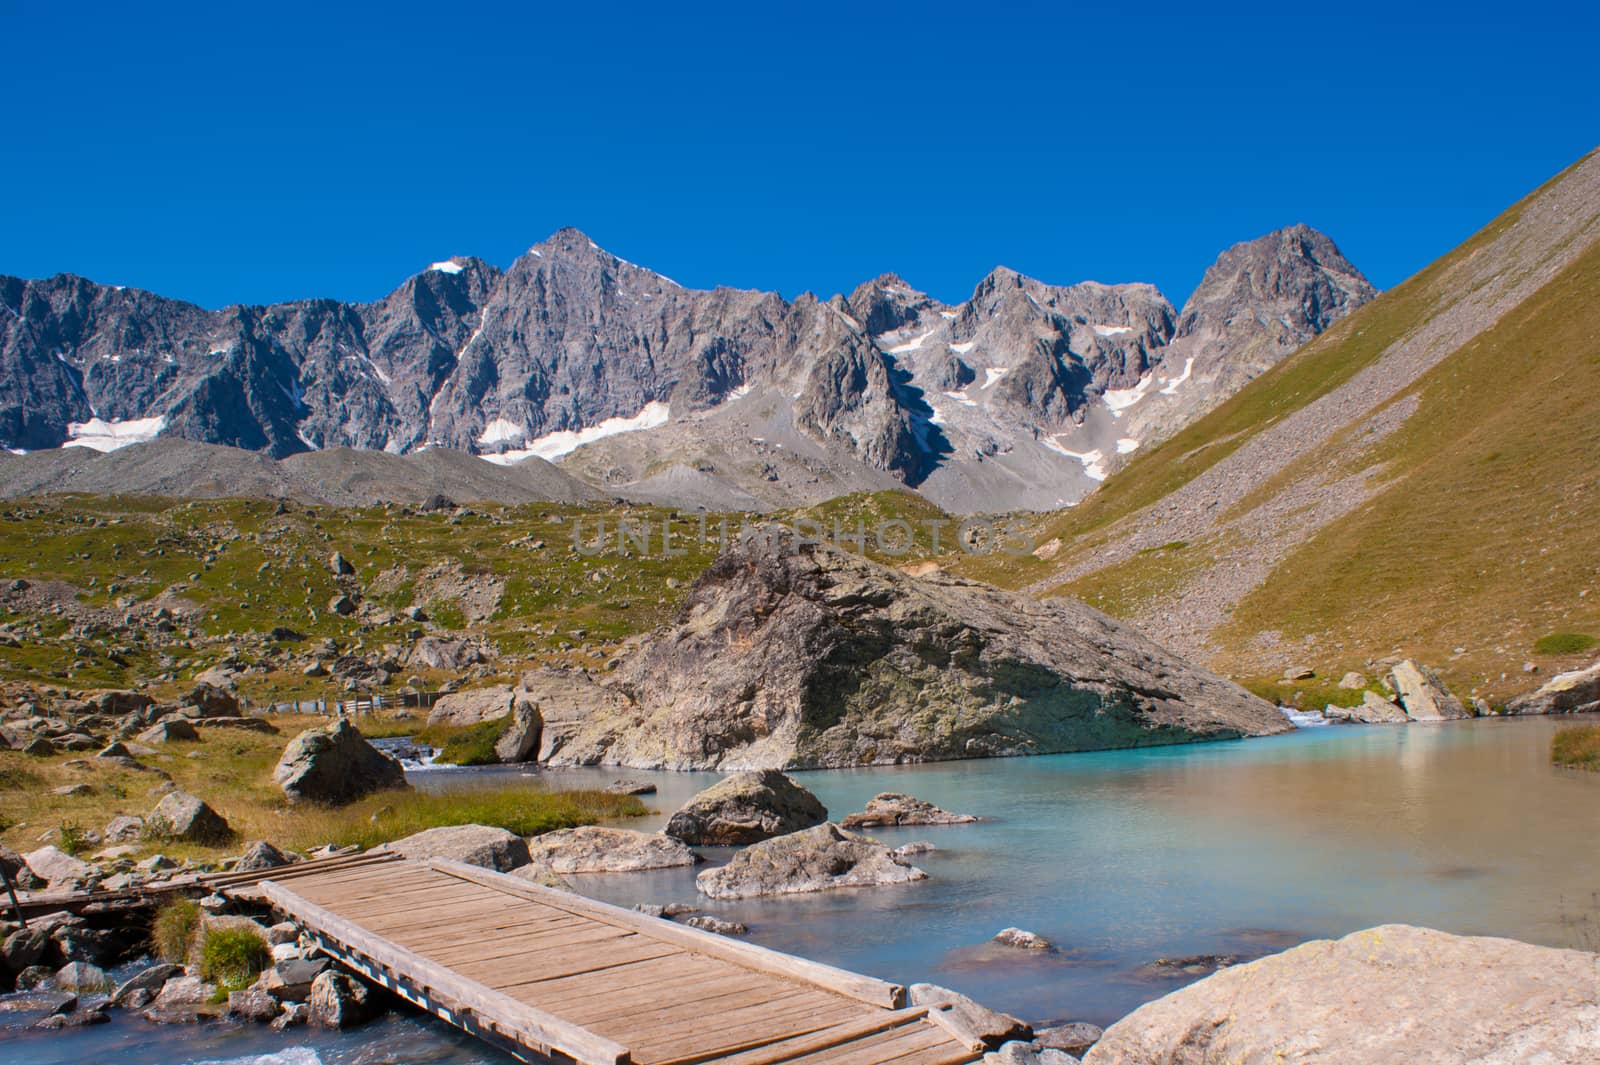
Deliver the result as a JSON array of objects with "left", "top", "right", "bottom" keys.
[{"left": 6, "top": 714, "right": 1599, "bottom": 1063}]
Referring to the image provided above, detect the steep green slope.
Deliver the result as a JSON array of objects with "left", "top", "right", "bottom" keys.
[{"left": 954, "top": 147, "right": 1600, "bottom": 701}]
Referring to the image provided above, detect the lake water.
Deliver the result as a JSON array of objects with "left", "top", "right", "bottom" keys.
[{"left": 6, "top": 715, "right": 1599, "bottom": 1063}]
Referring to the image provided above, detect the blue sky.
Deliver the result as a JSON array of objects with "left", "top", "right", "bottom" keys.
[{"left": 2, "top": 1, "right": 1595, "bottom": 310}]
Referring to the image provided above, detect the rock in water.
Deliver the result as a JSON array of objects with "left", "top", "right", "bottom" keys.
[
  {"left": 307, "top": 970, "right": 378, "bottom": 1029},
  {"left": 551, "top": 529, "right": 1287, "bottom": 769},
  {"left": 664, "top": 770, "right": 828, "bottom": 845},
  {"left": 840, "top": 793, "right": 977, "bottom": 828},
  {"left": 381, "top": 825, "right": 531, "bottom": 871},
  {"left": 1507, "top": 658, "right": 1600, "bottom": 715},
  {"left": 148, "top": 791, "right": 232, "bottom": 843},
  {"left": 493, "top": 700, "right": 543, "bottom": 763},
  {"left": 992, "top": 927, "right": 1055, "bottom": 952},
  {"left": 695, "top": 822, "right": 927, "bottom": 899},
  {"left": 274, "top": 718, "right": 408, "bottom": 804},
  {"left": 1080, "top": 925, "right": 1600, "bottom": 1064},
  {"left": 521, "top": 827, "right": 698, "bottom": 874},
  {"left": 1387, "top": 660, "right": 1470, "bottom": 721}
]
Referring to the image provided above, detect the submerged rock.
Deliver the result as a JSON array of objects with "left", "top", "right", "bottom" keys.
[
  {"left": 382, "top": 825, "right": 531, "bottom": 872},
  {"left": 664, "top": 770, "right": 828, "bottom": 845},
  {"left": 840, "top": 792, "right": 978, "bottom": 828},
  {"left": 547, "top": 529, "right": 1288, "bottom": 769},
  {"left": 521, "top": 826, "right": 697, "bottom": 874},
  {"left": 992, "top": 927, "right": 1055, "bottom": 952},
  {"left": 274, "top": 719, "right": 407, "bottom": 805},
  {"left": 1082, "top": 925, "right": 1600, "bottom": 1064},
  {"left": 695, "top": 822, "right": 927, "bottom": 899}
]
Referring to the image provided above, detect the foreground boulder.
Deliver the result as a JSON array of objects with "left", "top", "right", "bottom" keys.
[
  {"left": 274, "top": 719, "right": 408, "bottom": 804},
  {"left": 1508, "top": 658, "right": 1600, "bottom": 715},
  {"left": 1082, "top": 925, "right": 1600, "bottom": 1064},
  {"left": 696, "top": 822, "right": 927, "bottom": 899},
  {"left": 307, "top": 970, "right": 379, "bottom": 1029},
  {"left": 522, "top": 827, "right": 698, "bottom": 875},
  {"left": 664, "top": 770, "right": 827, "bottom": 845},
  {"left": 1387, "top": 660, "right": 1470, "bottom": 721},
  {"left": 840, "top": 793, "right": 977, "bottom": 829},
  {"left": 148, "top": 791, "right": 232, "bottom": 843},
  {"left": 380, "top": 825, "right": 530, "bottom": 871},
  {"left": 546, "top": 529, "right": 1288, "bottom": 769}
]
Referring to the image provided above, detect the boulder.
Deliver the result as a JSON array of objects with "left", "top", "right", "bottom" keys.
[
  {"left": 1346, "top": 690, "right": 1409, "bottom": 724},
  {"left": 1337, "top": 671, "right": 1367, "bottom": 689},
  {"left": 840, "top": 792, "right": 978, "bottom": 829},
  {"left": 546, "top": 529, "right": 1288, "bottom": 769},
  {"left": 104, "top": 815, "right": 145, "bottom": 842},
  {"left": 137, "top": 719, "right": 199, "bottom": 743},
  {"left": 521, "top": 827, "right": 698, "bottom": 875},
  {"left": 229, "top": 986, "right": 281, "bottom": 1022},
  {"left": 664, "top": 770, "right": 828, "bottom": 845},
  {"left": 604, "top": 779, "right": 657, "bottom": 796},
  {"left": 308, "top": 970, "right": 379, "bottom": 1029},
  {"left": 329, "top": 551, "right": 354, "bottom": 576},
  {"left": 232, "top": 840, "right": 294, "bottom": 872},
  {"left": 1081, "top": 925, "right": 1600, "bottom": 1065},
  {"left": 1036, "top": 1023, "right": 1103, "bottom": 1056},
  {"left": 23, "top": 845, "right": 96, "bottom": 889},
  {"left": 408, "top": 636, "right": 485, "bottom": 671},
  {"left": 909, "top": 983, "right": 1032, "bottom": 1048},
  {"left": 184, "top": 682, "right": 239, "bottom": 718},
  {"left": 1507, "top": 658, "right": 1600, "bottom": 715},
  {"left": 148, "top": 791, "right": 232, "bottom": 844},
  {"left": 695, "top": 822, "right": 927, "bottom": 899},
  {"left": 111, "top": 963, "right": 183, "bottom": 1005},
  {"left": 992, "top": 927, "right": 1055, "bottom": 952},
  {"left": 1387, "top": 660, "right": 1470, "bottom": 721},
  {"left": 274, "top": 719, "right": 408, "bottom": 805},
  {"left": 684, "top": 915, "right": 748, "bottom": 936},
  {"left": 381, "top": 825, "right": 530, "bottom": 872},
  {"left": 55, "top": 960, "right": 113, "bottom": 993},
  {"left": 426, "top": 685, "right": 516, "bottom": 727},
  {"left": 152, "top": 974, "right": 210, "bottom": 1009},
  {"left": 2, "top": 927, "right": 50, "bottom": 971},
  {"left": 493, "top": 700, "right": 543, "bottom": 763},
  {"left": 328, "top": 594, "right": 357, "bottom": 616},
  {"left": 259, "top": 957, "right": 329, "bottom": 1002}
]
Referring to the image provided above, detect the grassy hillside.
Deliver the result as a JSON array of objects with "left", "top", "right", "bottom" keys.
[
  {"left": 1214, "top": 237, "right": 1600, "bottom": 691},
  {"left": 954, "top": 148, "right": 1600, "bottom": 701},
  {"left": 0, "top": 491, "right": 953, "bottom": 706}
]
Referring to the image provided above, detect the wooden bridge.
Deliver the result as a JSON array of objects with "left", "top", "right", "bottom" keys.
[{"left": 251, "top": 854, "right": 989, "bottom": 1065}]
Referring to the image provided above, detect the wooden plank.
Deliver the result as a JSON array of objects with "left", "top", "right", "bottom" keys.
[
  {"left": 779, "top": 1023, "right": 950, "bottom": 1065},
  {"left": 428, "top": 859, "right": 907, "bottom": 1009},
  {"left": 508, "top": 954, "right": 753, "bottom": 1013},
  {"left": 452, "top": 940, "right": 683, "bottom": 986},
  {"left": 260, "top": 878, "right": 632, "bottom": 1065},
  {"left": 640, "top": 1001, "right": 866, "bottom": 1065},
  {"left": 566, "top": 976, "right": 806, "bottom": 1031},
  {"left": 618, "top": 991, "right": 850, "bottom": 1050},
  {"left": 397, "top": 912, "right": 590, "bottom": 952},
  {"left": 697, "top": 1009, "right": 930, "bottom": 1065}
]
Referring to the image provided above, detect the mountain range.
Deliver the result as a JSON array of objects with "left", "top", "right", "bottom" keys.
[{"left": 0, "top": 225, "right": 1373, "bottom": 512}]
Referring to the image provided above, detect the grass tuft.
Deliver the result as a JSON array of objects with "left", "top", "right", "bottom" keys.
[
  {"left": 305, "top": 783, "right": 647, "bottom": 851},
  {"left": 1552, "top": 725, "right": 1600, "bottom": 771},
  {"left": 418, "top": 717, "right": 511, "bottom": 766},
  {"left": 152, "top": 897, "right": 201, "bottom": 962},
  {"left": 200, "top": 925, "right": 270, "bottom": 994},
  {"left": 1534, "top": 632, "right": 1598, "bottom": 657}
]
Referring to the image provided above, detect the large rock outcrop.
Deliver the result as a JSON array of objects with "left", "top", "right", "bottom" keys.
[
  {"left": 274, "top": 719, "right": 408, "bottom": 805},
  {"left": 1508, "top": 658, "right": 1600, "bottom": 715},
  {"left": 1387, "top": 660, "right": 1471, "bottom": 721},
  {"left": 663, "top": 771, "right": 828, "bottom": 845},
  {"left": 547, "top": 530, "right": 1287, "bottom": 769},
  {"left": 1082, "top": 925, "right": 1600, "bottom": 1065},
  {"left": 695, "top": 822, "right": 928, "bottom": 899}
]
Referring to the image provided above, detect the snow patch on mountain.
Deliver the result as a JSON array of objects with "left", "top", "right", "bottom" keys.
[
  {"left": 484, "top": 401, "right": 671, "bottom": 464},
  {"left": 64, "top": 415, "right": 167, "bottom": 453}
]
